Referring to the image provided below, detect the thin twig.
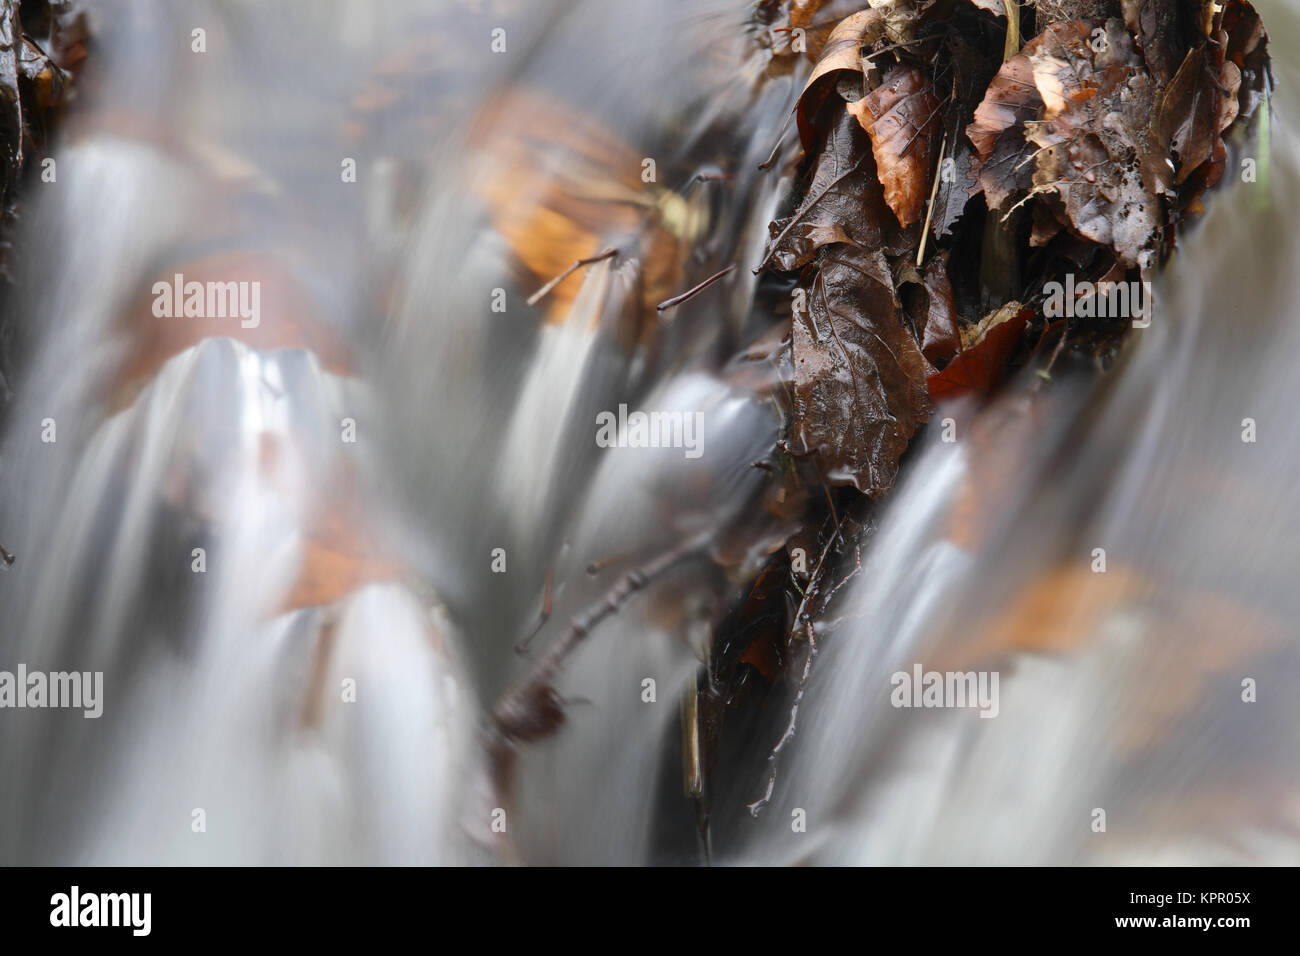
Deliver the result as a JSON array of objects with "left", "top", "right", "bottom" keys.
[
  {"left": 818, "top": 545, "right": 862, "bottom": 608},
  {"left": 493, "top": 533, "right": 711, "bottom": 743},
  {"left": 515, "top": 564, "right": 555, "bottom": 656},
  {"left": 657, "top": 264, "right": 736, "bottom": 313},
  {"left": 917, "top": 132, "right": 949, "bottom": 267},
  {"left": 748, "top": 524, "right": 843, "bottom": 816},
  {"left": 1003, "top": 1, "right": 1020, "bottom": 61},
  {"left": 758, "top": 113, "right": 795, "bottom": 171},
  {"left": 1032, "top": 323, "right": 1069, "bottom": 393},
  {"left": 526, "top": 247, "right": 617, "bottom": 307},
  {"left": 1000, "top": 182, "right": 1053, "bottom": 222}
]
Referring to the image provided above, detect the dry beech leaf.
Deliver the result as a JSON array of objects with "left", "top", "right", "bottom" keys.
[
  {"left": 470, "top": 88, "right": 687, "bottom": 325},
  {"left": 847, "top": 63, "right": 941, "bottom": 228}
]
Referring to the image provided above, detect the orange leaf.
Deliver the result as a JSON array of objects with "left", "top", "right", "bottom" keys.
[{"left": 847, "top": 64, "right": 940, "bottom": 228}]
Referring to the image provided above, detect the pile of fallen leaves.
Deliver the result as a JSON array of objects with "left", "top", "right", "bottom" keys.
[
  {"left": 755, "top": 0, "right": 1269, "bottom": 496},
  {"left": 691, "top": 0, "right": 1271, "bottom": 818},
  {"left": 457, "top": 3, "right": 1273, "bottom": 827}
]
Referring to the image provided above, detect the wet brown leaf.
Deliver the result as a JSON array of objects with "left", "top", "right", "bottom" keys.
[
  {"left": 794, "top": 9, "right": 886, "bottom": 153},
  {"left": 763, "top": 107, "right": 892, "bottom": 272},
  {"left": 966, "top": 52, "right": 1039, "bottom": 161},
  {"left": 966, "top": 49, "right": 1042, "bottom": 210},
  {"left": 1024, "top": 20, "right": 1162, "bottom": 268},
  {"left": 847, "top": 63, "right": 941, "bottom": 228},
  {"left": 912, "top": 255, "right": 960, "bottom": 366},
  {"left": 789, "top": 241, "right": 933, "bottom": 495},
  {"left": 1221, "top": 0, "right": 1270, "bottom": 122},
  {"left": 1156, "top": 46, "right": 1222, "bottom": 185},
  {"left": 0, "top": 4, "right": 24, "bottom": 198},
  {"left": 1155, "top": 24, "right": 1245, "bottom": 191},
  {"left": 929, "top": 141, "right": 979, "bottom": 240},
  {"left": 981, "top": 125, "right": 1039, "bottom": 211}
]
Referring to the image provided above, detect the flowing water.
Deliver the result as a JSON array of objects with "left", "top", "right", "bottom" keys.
[{"left": 0, "top": 0, "right": 1296, "bottom": 864}]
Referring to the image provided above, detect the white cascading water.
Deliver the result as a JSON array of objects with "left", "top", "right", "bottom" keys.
[{"left": 0, "top": 0, "right": 1297, "bottom": 865}]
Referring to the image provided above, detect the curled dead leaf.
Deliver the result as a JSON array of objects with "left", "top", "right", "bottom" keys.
[
  {"left": 470, "top": 88, "right": 690, "bottom": 326},
  {"left": 794, "top": 9, "right": 886, "bottom": 153},
  {"left": 966, "top": 52, "right": 1039, "bottom": 161}
]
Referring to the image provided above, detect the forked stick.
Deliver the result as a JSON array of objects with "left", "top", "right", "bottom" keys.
[
  {"left": 493, "top": 532, "right": 712, "bottom": 746},
  {"left": 747, "top": 526, "right": 851, "bottom": 816}
]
